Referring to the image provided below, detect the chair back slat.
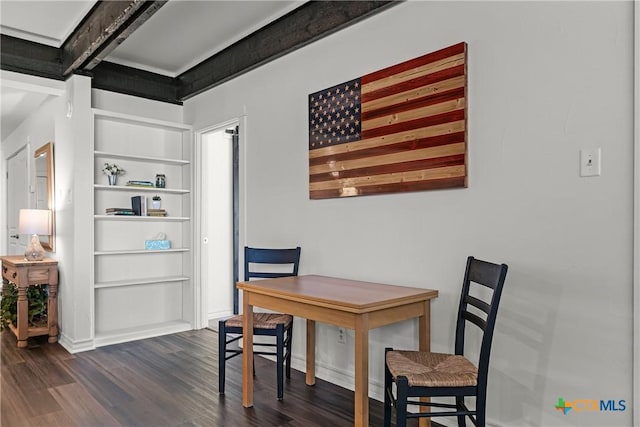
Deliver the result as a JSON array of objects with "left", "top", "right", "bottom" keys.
[
  {"left": 464, "top": 295, "right": 490, "bottom": 315},
  {"left": 468, "top": 259, "right": 505, "bottom": 290},
  {"left": 244, "top": 246, "right": 301, "bottom": 281},
  {"left": 462, "top": 310, "right": 487, "bottom": 331}
]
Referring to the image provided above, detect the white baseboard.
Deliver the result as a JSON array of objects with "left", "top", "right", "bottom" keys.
[
  {"left": 208, "top": 309, "right": 232, "bottom": 320},
  {"left": 58, "top": 333, "right": 95, "bottom": 353},
  {"left": 288, "top": 354, "right": 385, "bottom": 403},
  {"left": 94, "top": 321, "right": 191, "bottom": 348}
]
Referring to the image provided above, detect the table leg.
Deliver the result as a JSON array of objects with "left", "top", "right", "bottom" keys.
[
  {"left": 306, "top": 319, "right": 316, "bottom": 386},
  {"left": 418, "top": 301, "right": 431, "bottom": 427},
  {"left": 354, "top": 314, "right": 369, "bottom": 427},
  {"left": 47, "top": 283, "right": 59, "bottom": 343},
  {"left": 16, "top": 284, "right": 28, "bottom": 348},
  {"left": 242, "top": 294, "right": 254, "bottom": 407}
]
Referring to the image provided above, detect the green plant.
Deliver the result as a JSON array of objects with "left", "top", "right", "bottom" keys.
[
  {"left": 102, "top": 163, "right": 125, "bottom": 176},
  {"left": 152, "top": 195, "right": 161, "bottom": 201},
  {"left": 0, "top": 283, "right": 48, "bottom": 330}
]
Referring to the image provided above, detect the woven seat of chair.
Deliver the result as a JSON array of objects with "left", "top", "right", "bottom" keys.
[
  {"left": 386, "top": 350, "right": 478, "bottom": 388},
  {"left": 224, "top": 312, "right": 293, "bottom": 330}
]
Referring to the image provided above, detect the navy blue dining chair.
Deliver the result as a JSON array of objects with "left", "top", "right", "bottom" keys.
[
  {"left": 218, "top": 246, "right": 301, "bottom": 400},
  {"left": 384, "top": 256, "right": 508, "bottom": 427}
]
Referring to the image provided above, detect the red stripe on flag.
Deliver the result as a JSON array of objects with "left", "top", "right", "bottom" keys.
[
  {"left": 362, "top": 109, "right": 465, "bottom": 139},
  {"left": 310, "top": 176, "right": 467, "bottom": 199},
  {"left": 309, "top": 131, "right": 465, "bottom": 167},
  {"left": 361, "top": 42, "right": 466, "bottom": 84},
  {"left": 309, "top": 154, "right": 465, "bottom": 183},
  {"left": 361, "top": 64, "right": 465, "bottom": 104},
  {"left": 361, "top": 87, "right": 465, "bottom": 121}
]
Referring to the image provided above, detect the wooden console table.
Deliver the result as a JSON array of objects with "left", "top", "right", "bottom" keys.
[{"left": 1, "top": 256, "right": 59, "bottom": 348}]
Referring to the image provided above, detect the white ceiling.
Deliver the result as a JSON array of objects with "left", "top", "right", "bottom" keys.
[
  {"left": 107, "top": 0, "right": 302, "bottom": 77},
  {"left": 0, "top": 0, "right": 302, "bottom": 139},
  {"left": 0, "top": 0, "right": 96, "bottom": 47},
  {"left": 0, "top": 87, "right": 52, "bottom": 140}
]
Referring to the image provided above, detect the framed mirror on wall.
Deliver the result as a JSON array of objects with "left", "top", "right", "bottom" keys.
[{"left": 34, "top": 142, "right": 55, "bottom": 251}]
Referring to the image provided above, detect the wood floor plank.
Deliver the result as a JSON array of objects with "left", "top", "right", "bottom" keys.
[
  {"left": 58, "top": 356, "right": 134, "bottom": 408},
  {"left": 1, "top": 361, "right": 63, "bottom": 419},
  {"left": 48, "top": 382, "right": 123, "bottom": 427},
  {"left": 26, "top": 410, "right": 77, "bottom": 427}
]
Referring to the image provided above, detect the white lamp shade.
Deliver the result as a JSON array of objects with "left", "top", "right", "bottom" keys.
[{"left": 18, "top": 209, "right": 51, "bottom": 235}]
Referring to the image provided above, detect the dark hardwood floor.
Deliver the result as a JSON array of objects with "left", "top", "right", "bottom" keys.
[{"left": 1, "top": 328, "right": 439, "bottom": 426}]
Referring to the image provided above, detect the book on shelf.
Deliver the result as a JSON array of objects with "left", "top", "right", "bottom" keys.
[
  {"left": 131, "top": 196, "right": 147, "bottom": 216},
  {"left": 148, "top": 209, "right": 167, "bottom": 217},
  {"left": 105, "top": 207, "right": 135, "bottom": 215},
  {"left": 126, "top": 180, "right": 155, "bottom": 187}
]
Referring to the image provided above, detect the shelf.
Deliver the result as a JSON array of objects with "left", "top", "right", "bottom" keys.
[
  {"left": 94, "top": 248, "right": 190, "bottom": 256},
  {"left": 93, "top": 108, "right": 193, "bottom": 131},
  {"left": 95, "top": 276, "right": 190, "bottom": 289},
  {"left": 94, "top": 215, "right": 189, "bottom": 221},
  {"left": 95, "top": 151, "right": 190, "bottom": 166},
  {"left": 94, "top": 320, "right": 192, "bottom": 348},
  {"left": 92, "top": 107, "right": 192, "bottom": 348},
  {"left": 94, "top": 184, "right": 189, "bottom": 194}
]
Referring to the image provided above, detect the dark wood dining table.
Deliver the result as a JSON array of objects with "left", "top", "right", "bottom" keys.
[{"left": 237, "top": 274, "right": 438, "bottom": 427}]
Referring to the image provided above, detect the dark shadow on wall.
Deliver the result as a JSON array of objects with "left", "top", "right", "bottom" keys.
[{"left": 486, "top": 267, "right": 561, "bottom": 426}]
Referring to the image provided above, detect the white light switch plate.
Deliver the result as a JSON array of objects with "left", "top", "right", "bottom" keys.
[{"left": 580, "top": 148, "right": 601, "bottom": 177}]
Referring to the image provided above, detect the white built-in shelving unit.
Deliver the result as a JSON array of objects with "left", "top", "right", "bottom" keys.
[{"left": 92, "top": 108, "right": 193, "bottom": 347}]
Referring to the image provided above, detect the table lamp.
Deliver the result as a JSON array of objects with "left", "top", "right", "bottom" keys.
[{"left": 18, "top": 209, "right": 51, "bottom": 261}]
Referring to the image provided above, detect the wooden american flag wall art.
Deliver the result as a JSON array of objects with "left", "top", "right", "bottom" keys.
[{"left": 308, "top": 42, "right": 468, "bottom": 199}]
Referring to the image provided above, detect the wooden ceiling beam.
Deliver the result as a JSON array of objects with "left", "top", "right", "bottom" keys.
[
  {"left": 0, "top": 35, "right": 63, "bottom": 80},
  {"left": 61, "top": 0, "right": 167, "bottom": 76},
  {"left": 91, "top": 61, "right": 180, "bottom": 104},
  {"left": 176, "top": 1, "right": 399, "bottom": 100}
]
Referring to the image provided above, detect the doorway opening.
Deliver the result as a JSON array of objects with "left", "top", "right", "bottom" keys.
[
  {"left": 199, "top": 121, "right": 239, "bottom": 329},
  {"left": 5, "top": 146, "right": 30, "bottom": 256}
]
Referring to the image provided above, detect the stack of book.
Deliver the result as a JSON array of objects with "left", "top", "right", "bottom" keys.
[
  {"left": 126, "top": 180, "right": 155, "bottom": 188},
  {"left": 105, "top": 208, "right": 135, "bottom": 216},
  {"left": 148, "top": 209, "right": 167, "bottom": 217},
  {"left": 106, "top": 198, "right": 168, "bottom": 217}
]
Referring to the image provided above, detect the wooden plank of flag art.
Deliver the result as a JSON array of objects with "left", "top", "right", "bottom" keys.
[{"left": 308, "top": 42, "right": 467, "bottom": 199}]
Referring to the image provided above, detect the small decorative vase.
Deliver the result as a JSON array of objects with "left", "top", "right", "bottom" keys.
[
  {"left": 108, "top": 175, "right": 117, "bottom": 186},
  {"left": 152, "top": 200, "right": 161, "bottom": 209}
]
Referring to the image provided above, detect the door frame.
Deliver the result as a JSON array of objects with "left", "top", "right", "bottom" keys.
[{"left": 193, "top": 117, "right": 246, "bottom": 329}]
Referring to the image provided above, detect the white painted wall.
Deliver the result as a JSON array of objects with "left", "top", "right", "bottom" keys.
[
  {"left": 184, "top": 2, "right": 634, "bottom": 426},
  {"left": 54, "top": 75, "right": 94, "bottom": 351},
  {"left": 92, "top": 89, "right": 183, "bottom": 123}
]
